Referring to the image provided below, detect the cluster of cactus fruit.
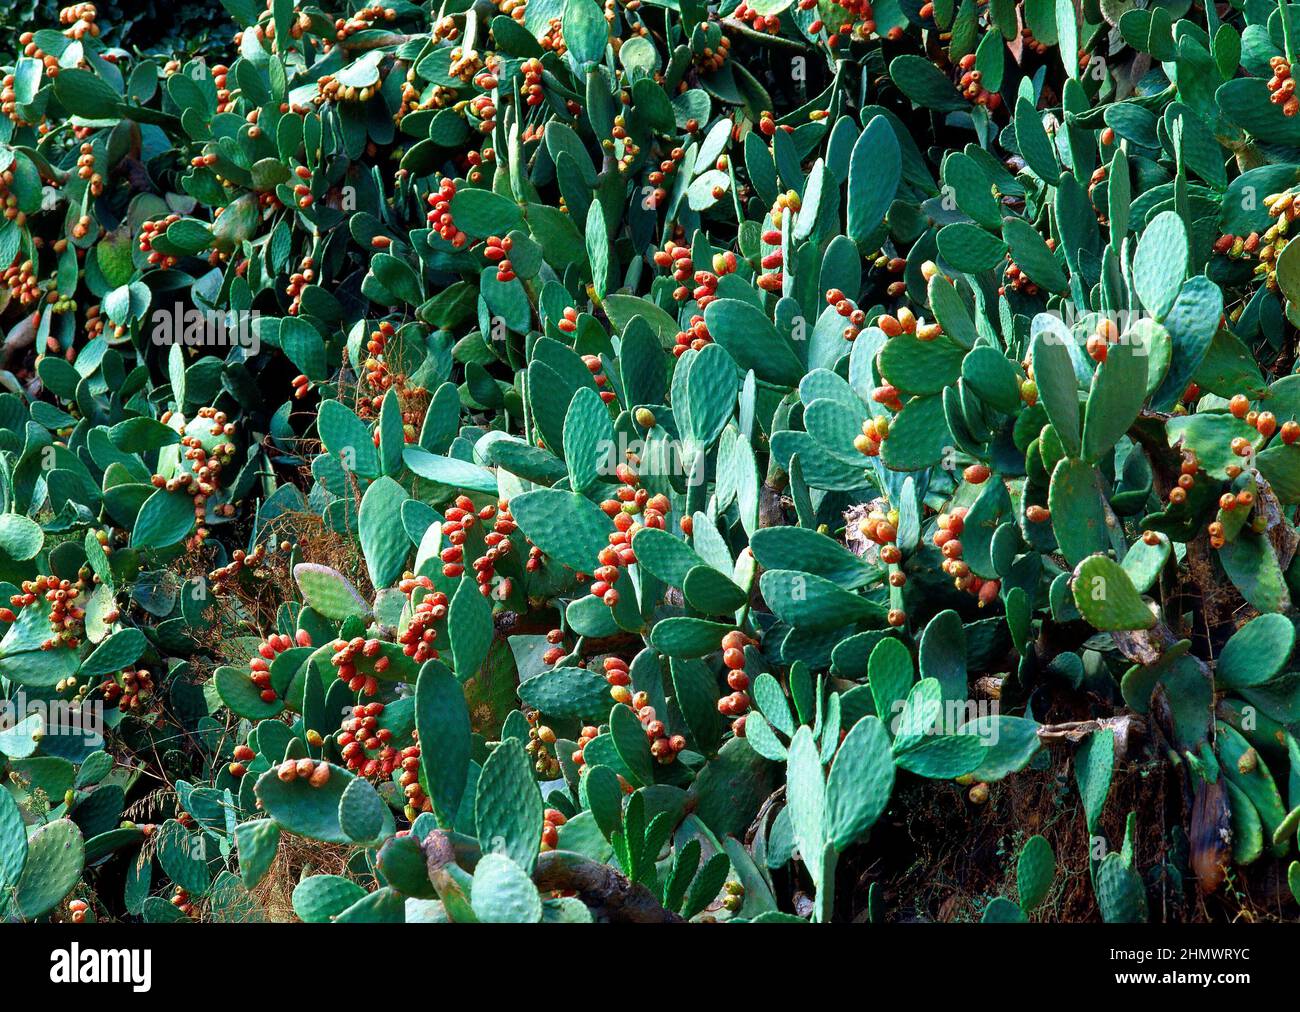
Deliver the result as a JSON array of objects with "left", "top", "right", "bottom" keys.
[{"left": 4, "top": 0, "right": 1300, "bottom": 928}]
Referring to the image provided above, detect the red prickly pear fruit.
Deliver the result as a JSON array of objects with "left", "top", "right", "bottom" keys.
[{"left": 720, "top": 630, "right": 749, "bottom": 651}]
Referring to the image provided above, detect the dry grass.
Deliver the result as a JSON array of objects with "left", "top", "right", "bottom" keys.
[
  {"left": 244, "top": 835, "right": 361, "bottom": 924},
  {"left": 848, "top": 747, "right": 1187, "bottom": 923}
]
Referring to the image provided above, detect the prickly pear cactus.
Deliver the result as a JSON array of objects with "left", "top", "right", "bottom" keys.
[{"left": 0, "top": 0, "right": 1298, "bottom": 927}]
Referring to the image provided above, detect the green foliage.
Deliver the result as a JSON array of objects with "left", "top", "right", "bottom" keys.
[{"left": 2, "top": 0, "right": 1300, "bottom": 928}]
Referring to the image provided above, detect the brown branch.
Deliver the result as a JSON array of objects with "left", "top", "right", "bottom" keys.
[
  {"left": 759, "top": 478, "right": 786, "bottom": 528},
  {"left": 532, "top": 851, "right": 684, "bottom": 923},
  {"left": 744, "top": 784, "right": 785, "bottom": 848},
  {"left": 419, "top": 831, "right": 682, "bottom": 922},
  {"left": 2, "top": 313, "right": 38, "bottom": 368},
  {"left": 1036, "top": 714, "right": 1144, "bottom": 759},
  {"left": 338, "top": 32, "right": 417, "bottom": 53},
  {"left": 720, "top": 18, "right": 809, "bottom": 51},
  {"left": 1190, "top": 776, "right": 1232, "bottom": 895}
]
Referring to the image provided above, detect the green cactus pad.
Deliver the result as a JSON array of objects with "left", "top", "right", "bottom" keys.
[
  {"left": 785, "top": 727, "right": 828, "bottom": 884},
  {"left": 1082, "top": 337, "right": 1148, "bottom": 462},
  {"left": 669, "top": 656, "right": 723, "bottom": 756},
  {"left": 471, "top": 853, "right": 543, "bottom": 923},
  {"left": 981, "top": 897, "right": 1029, "bottom": 922},
  {"left": 130, "top": 488, "right": 196, "bottom": 549},
  {"left": 448, "top": 577, "right": 493, "bottom": 679},
  {"left": 937, "top": 222, "right": 1008, "bottom": 272},
  {"left": 1016, "top": 835, "right": 1056, "bottom": 913},
  {"left": 1165, "top": 413, "right": 1262, "bottom": 480},
  {"left": 338, "top": 777, "right": 389, "bottom": 843},
  {"left": 743, "top": 711, "right": 788, "bottom": 762},
  {"left": 760, "top": 570, "right": 884, "bottom": 631},
  {"left": 375, "top": 834, "right": 437, "bottom": 899},
  {"left": 1049, "top": 458, "right": 1111, "bottom": 567},
  {"left": 962, "top": 346, "right": 1023, "bottom": 414},
  {"left": 0, "top": 712, "right": 41, "bottom": 759},
  {"left": 958, "top": 715, "right": 1043, "bottom": 782},
  {"left": 749, "top": 526, "right": 877, "bottom": 587},
  {"left": 878, "top": 333, "right": 966, "bottom": 396},
  {"left": 509, "top": 489, "right": 614, "bottom": 574},
  {"left": 682, "top": 564, "right": 747, "bottom": 614},
  {"left": 1096, "top": 851, "right": 1148, "bottom": 923},
  {"left": 293, "top": 564, "right": 369, "bottom": 621},
  {"left": 1217, "top": 722, "right": 1289, "bottom": 856},
  {"left": 215, "top": 665, "right": 283, "bottom": 720},
  {"left": 701, "top": 299, "right": 800, "bottom": 389},
  {"left": 1121, "top": 532, "right": 1170, "bottom": 593},
  {"left": 1132, "top": 211, "right": 1188, "bottom": 319},
  {"left": 880, "top": 394, "right": 953, "bottom": 471},
  {"left": 1218, "top": 532, "right": 1292, "bottom": 613},
  {"left": 580, "top": 765, "right": 624, "bottom": 841},
  {"left": 825, "top": 716, "right": 894, "bottom": 850},
  {"left": 848, "top": 114, "right": 900, "bottom": 244},
  {"left": 475, "top": 738, "right": 544, "bottom": 874},
  {"left": 140, "top": 896, "right": 189, "bottom": 923},
  {"left": 518, "top": 665, "right": 612, "bottom": 720},
  {"left": 1075, "top": 728, "right": 1115, "bottom": 835},
  {"left": 632, "top": 527, "right": 709, "bottom": 587},
  {"left": 317, "top": 400, "right": 380, "bottom": 477},
  {"left": 868, "top": 637, "right": 915, "bottom": 725},
  {"left": 1217, "top": 613, "right": 1295, "bottom": 690},
  {"left": 1274, "top": 805, "right": 1300, "bottom": 850},
  {"left": 804, "top": 398, "right": 876, "bottom": 466},
  {"left": 358, "top": 476, "right": 411, "bottom": 590},
  {"left": 609, "top": 702, "right": 656, "bottom": 787},
  {"left": 1003, "top": 218, "right": 1067, "bottom": 293},
  {"left": 14, "top": 819, "right": 84, "bottom": 919},
  {"left": 1225, "top": 779, "right": 1265, "bottom": 865},
  {"left": 961, "top": 479, "right": 1012, "bottom": 580},
  {"left": 896, "top": 724, "right": 986, "bottom": 778},
  {"left": 255, "top": 762, "right": 356, "bottom": 844},
  {"left": 1028, "top": 316, "right": 1082, "bottom": 453},
  {"left": 562, "top": 387, "right": 615, "bottom": 493},
  {"left": 1071, "top": 555, "right": 1157, "bottom": 631},
  {"left": 79, "top": 627, "right": 146, "bottom": 677},
  {"left": 156, "top": 819, "right": 212, "bottom": 896},
  {"left": 415, "top": 659, "right": 472, "bottom": 825},
  {"left": 918, "top": 610, "right": 967, "bottom": 702},
  {"left": 0, "top": 788, "right": 27, "bottom": 892},
  {"left": 235, "top": 819, "right": 280, "bottom": 889},
  {"left": 293, "top": 874, "right": 368, "bottom": 922},
  {"left": 1005, "top": 587, "right": 1032, "bottom": 654}
]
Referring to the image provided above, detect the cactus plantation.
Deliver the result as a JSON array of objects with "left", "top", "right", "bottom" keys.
[{"left": 0, "top": 0, "right": 1297, "bottom": 931}]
